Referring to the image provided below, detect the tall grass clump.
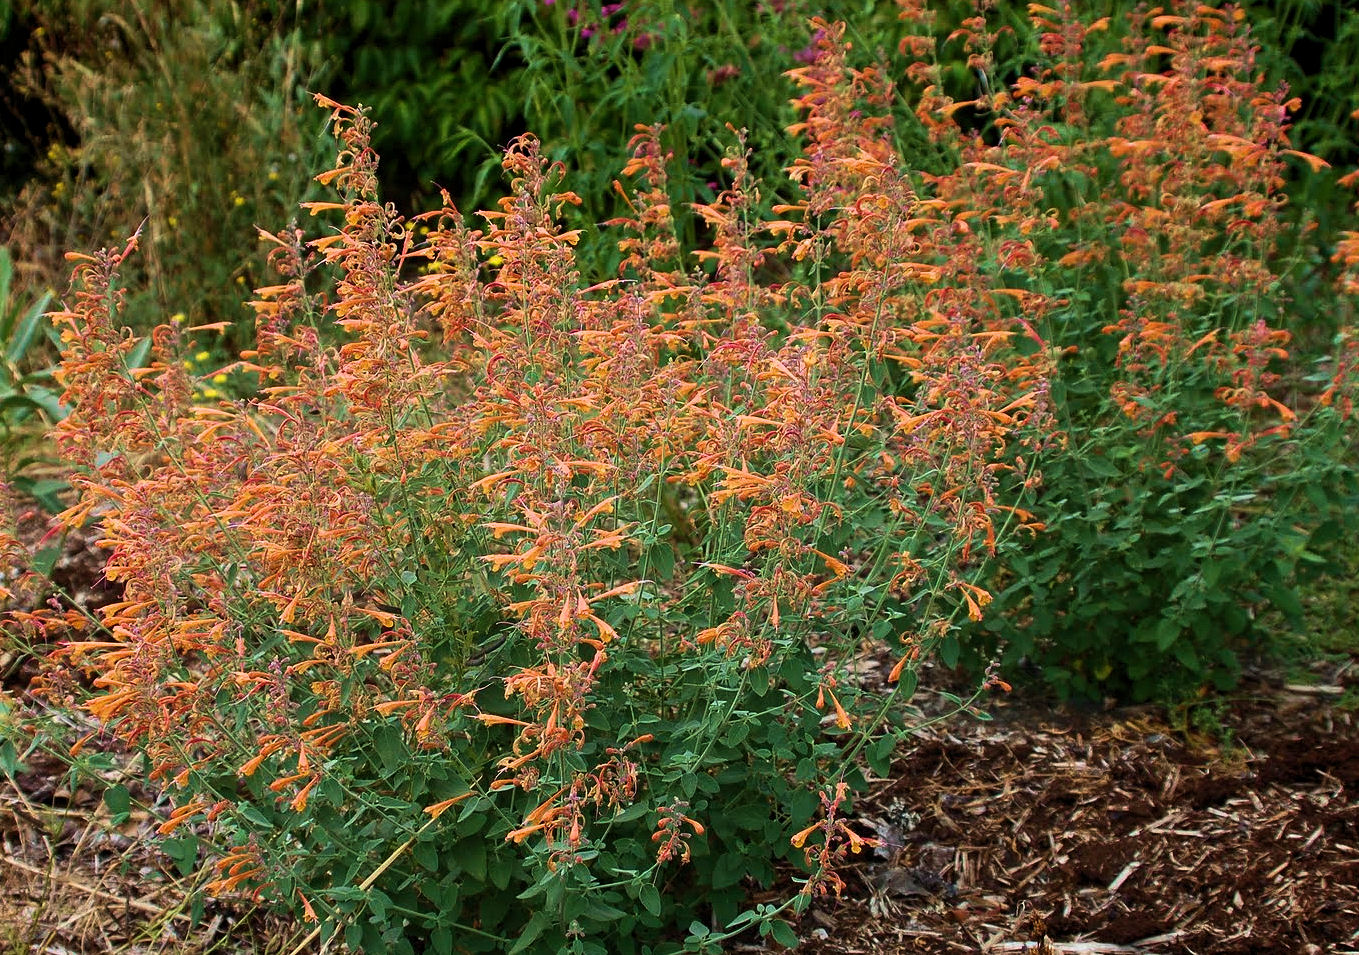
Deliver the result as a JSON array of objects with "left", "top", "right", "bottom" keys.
[
  {"left": 4, "top": 0, "right": 325, "bottom": 340},
  {"left": 12, "top": 32, "right": 1050, "bottom": 955}
]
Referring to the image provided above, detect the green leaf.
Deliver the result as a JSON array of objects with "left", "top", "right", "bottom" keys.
[
  {"left": 726, "top": 909, "right": 760, "bottom": 930},
  {"left": 638, "top": 883, "right": 661, "bottom": 917},
  {"left": 0, "top": 394, "right": 44, "bottom": 418},
  {"left": 488, "top": 855, "right": 511, "bottom": 891},
  {"left": 11, "top": 477, "right": 68, "bottom": 514},
  {"left": 896, "top": 668, "right": 918, "bottom": 700},
  {"left": 1155, "top": 617, "right": 1180, "bottom": 651},
  {"left": 126, "top": 337, "right": 153, "bottom": 373},
  {"left": 509, "top": 912, "right": 549, "bottom": 954},
  {"left": 412, "top": 839, "right": 438, "bottom": 872},
  {"left": 237, "top": 803, "right": 274, "bottom": 829},
  {"left": 1173, "top": 640, "right": 1200, "bottom": 671},
  {"left": 1083, "top": 455, "right": 1122, "bottom": 478},
  {"left": 367, "top": 887, "right": 391, "bottom": 922},
  {"left": 6, "top": 291, "right": 52, "bottom": 365},
  {"left": 29, "top": 545, "right": 61, "bottom": 578},
  {"left": 789, "top": 787, "right": 818, "bottom": 824},
  {"left": 710, "top": 851, "right": 747, "bottom": 889},
  {"left": 583, "top": 898, "right": 628, "bottom": 921},
  {"left": 609, "top": 801, "right": 649, "bottom": 824},
  {"left": 723, "top": 720, "right": 750, "bottom": 746},
  {"left": 939, "top": 636, "right": 960, "bottom": 668},
  {"left": 647, "top": 541, "right": 675, "bottom": 579},
  {"left": 867, "top": 735, "right": 895, "bottom": 777},
  {"left": 162, "top": 834, "right": 198, "bottom": 877},
  {"left": 1268, "top": 583, "right": 1304, "bottom": 622},
  {"left": 372, "top": 723, "right": 406, "bottom": 777},
  {"left": 0, "top": 247, "right": 11, "bottom": 323},
  {"left": 768, "top": 918, "right": 799, "bottom": 948},
  {"left": 454, "top": 840, "right": 487, "bottom": 881},
  {"left": 104, "top": 784, "right": 131, "bottom": 825},
  {"left": 430, "top": 926, "right": 453, "bottom": 955},
  {"left": 326, "top": 886, "right": 367, "bottom": 903},
  {"left": 0, "top": 738, "right": 27, "bottom": 777},
  {"left": 680, "top": 772, "right": 697, "bottom": 800}
]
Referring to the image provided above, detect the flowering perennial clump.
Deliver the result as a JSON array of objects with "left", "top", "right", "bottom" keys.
[
  {"left": 13, "top": 26, "right": 1050, "bottom": 948},
  {"left": 894, "top": 1, "right": 1359, "bottom": 699},
  {"left": 5, "top": 2, "right": 1356, "bottom": 952}
]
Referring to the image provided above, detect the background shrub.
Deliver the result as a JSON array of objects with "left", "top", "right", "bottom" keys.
[
  {"left": 895, "top": 1, "right": 1359, "bottom": 700},
  {"left": 1, "top": 0, "right": 327, "bottom": 340},
  {"left": 306, "top": 0, "right": 909, "bottom": 276}
]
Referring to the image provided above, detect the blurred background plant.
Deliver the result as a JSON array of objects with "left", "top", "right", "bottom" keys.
[
  {"left": 1246, "top": 0, "right": 1359, "bottom": 172},
  {"left": 0, "top": 246, "right": 66, "bottom": 512},
  {"left": 0, "top": 246, "right": 59, "bottom": 433},
  {"left": 0, "top": 0, "right": 328, "bottom": 345},
  {"left": 304, "top": 0, "right": 910, "bottom": 275}
]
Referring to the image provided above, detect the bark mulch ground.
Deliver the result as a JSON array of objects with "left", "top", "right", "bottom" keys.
[
  {"left": 788, "top": 673, "right": 1359, "bottom": 955},
  {"left": 7, "top": 668, "right": 1355, "bottom": 953}
]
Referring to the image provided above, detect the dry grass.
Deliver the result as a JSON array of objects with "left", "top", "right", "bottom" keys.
[{"left": 0, "top": 717, "right": 313, "bottom": 955}]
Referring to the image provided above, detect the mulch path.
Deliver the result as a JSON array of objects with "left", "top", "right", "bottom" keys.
[{"left": 790, "top": 674, "right": 1359, "bottom": 955}]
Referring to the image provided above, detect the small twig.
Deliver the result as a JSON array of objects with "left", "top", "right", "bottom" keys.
[
  {"left": 990, "top": 943, "right": 1138, "bottom": 954},
  {"left": 284, "top": 815, "right": 441, "bottom": 955},
  {"left": 1106, "top": 859, "right": 1141, "bottom": 893},
  {"left": 1282, "top": 683, "right": 1344, "bottom": 696}
]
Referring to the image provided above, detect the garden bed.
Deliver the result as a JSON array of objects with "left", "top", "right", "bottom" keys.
[{"left": 6, "top": 615, "right": 1356, "bottom": 953}]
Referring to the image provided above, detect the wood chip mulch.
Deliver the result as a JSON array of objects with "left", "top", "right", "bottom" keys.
[{"left": 791, "top": 678, "right": 1359, "bottom": 955}]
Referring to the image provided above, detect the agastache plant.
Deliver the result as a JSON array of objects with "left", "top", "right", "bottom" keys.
[
  {"left": 14, "top": 17, "right": 1063, "bottom": 955},
  {"left": 898, "top": 0, "right": 1359, "bottom": 700}
]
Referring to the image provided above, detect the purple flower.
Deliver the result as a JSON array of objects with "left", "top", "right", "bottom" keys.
[{"left": 794, "top": 28, "right": 826, "bottom": 64}]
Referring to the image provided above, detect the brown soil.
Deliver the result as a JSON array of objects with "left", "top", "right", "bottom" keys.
[{"left": 786, "top": 673, "right": 1359, "bottom": 955}]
